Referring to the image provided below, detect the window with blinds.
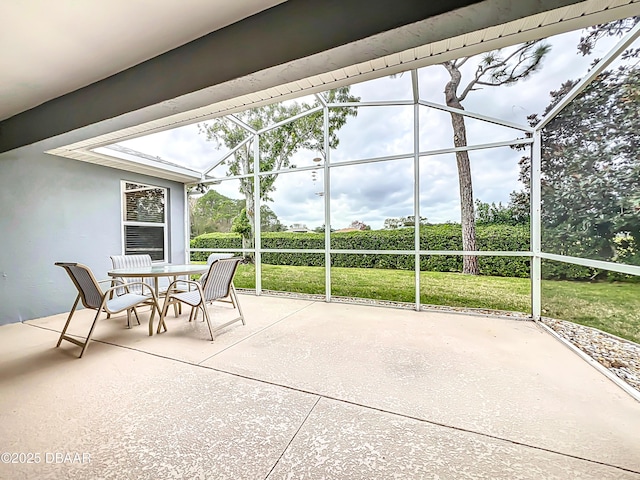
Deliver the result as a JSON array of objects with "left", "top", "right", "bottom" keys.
[{"left": 122, "top": 182, "right": 167, "bottom": 261}]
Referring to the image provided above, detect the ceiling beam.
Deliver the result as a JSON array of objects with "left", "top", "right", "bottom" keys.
[{"left": 0, "top": 0, "right": 588, "bottom": 153}]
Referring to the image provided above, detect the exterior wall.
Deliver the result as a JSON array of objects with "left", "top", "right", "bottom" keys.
[{"left": 0, "top": 150, "right": 186, "bottom": 325}]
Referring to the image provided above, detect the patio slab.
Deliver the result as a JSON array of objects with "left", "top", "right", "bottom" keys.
[
  {"left": 0, "top": 322, "right": 319, "bottom": 480},
  {"left": 267, "top": 398, "right": 637, "bottom": 480},
  {"left": 202, "top": 300, "right": 640, "bottom": 472},
  {"left": 26, "top": 294, "right": 313, "bottom": 363},
  {"left": 2, "top": 296, "right": 640, "bottom": 478}
]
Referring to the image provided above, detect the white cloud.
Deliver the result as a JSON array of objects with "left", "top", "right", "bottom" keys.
[
  {"left": 121, "top": 124, "right": 228, "bottom": 171},
  {"left": 332, "top": 105, "right": 414, "bottom": 162}
]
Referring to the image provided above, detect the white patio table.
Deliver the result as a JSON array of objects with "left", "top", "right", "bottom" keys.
[{"left": 107, "top": 264, "right": 208, "bottom": 335}]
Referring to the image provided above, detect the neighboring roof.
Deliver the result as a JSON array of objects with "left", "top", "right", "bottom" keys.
[{"left": 288, "top": 227, "right": 312, "bottom": 232}]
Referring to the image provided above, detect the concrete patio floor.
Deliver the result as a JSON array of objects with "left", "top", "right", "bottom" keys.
[{"left": 1, "top": 295, "right": 639, "bottom": 479}]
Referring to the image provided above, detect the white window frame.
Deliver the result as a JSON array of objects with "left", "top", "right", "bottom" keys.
[{"left": 121, "top": 181, "right": 168, "bottom": 263}]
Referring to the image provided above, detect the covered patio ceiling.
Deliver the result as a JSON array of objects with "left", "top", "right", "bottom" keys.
[
  {"left": 42, "top": 0, "right": 639, "bottom": 182},
  {"left": 0, "top": 0, "right": 286, "bottom": 122},
  {"left": 1, "top": 0, "right": 637, "bottom": 181}
]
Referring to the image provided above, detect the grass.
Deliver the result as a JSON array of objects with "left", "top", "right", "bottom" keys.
[
  {"left": 229, "top": 263, "right": 640, "bottom": 344},
  {"left": 541, "top": 280, "right": 640, "bottom": 344}
]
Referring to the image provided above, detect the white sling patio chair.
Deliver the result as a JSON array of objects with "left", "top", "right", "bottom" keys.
[
  {"left": 159, "top": 257, "right": 245, "bottom": 340},
  {"left": 110, "top": 254, "right": 179, "bottom": 323},
  {"left": 109, "top": 254, "right": 155, "bottom": 295},
  {"left": 197, "top": 253, "right": 234, "bottom": 289},
  {"left": 109, "top": 254, "right": 155, "bottom": 326},
  {"left": 55, "top": 262, "right": 160, "bottom": 358}
]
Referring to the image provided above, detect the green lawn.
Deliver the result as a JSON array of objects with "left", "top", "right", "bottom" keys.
[
  {"left": 229, "top": 263, "right": 640, "bottom": 344},
  {"left": 541, "top": 280, "right": 640, "bottom": 343}
]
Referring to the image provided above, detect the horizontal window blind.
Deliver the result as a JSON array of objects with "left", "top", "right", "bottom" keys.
[
  {"left": 124, "top": 225, "right": 165, "bottom": 260},
  {"left": 122, "top": 182, "right": 167, "bottom": 262}
]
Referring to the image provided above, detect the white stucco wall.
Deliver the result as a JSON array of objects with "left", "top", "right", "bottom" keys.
[{"left": 0, "top": 148, "right": 186, "bottom": 324}]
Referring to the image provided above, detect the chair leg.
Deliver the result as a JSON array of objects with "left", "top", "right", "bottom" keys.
[
  {"left": 132, "top": 307, "right": 141, "bottom": 325},
  {"left": 125, "top": 308, "right": 140, "bottom": 328},
  {"left": 149, "top": 301, "right": 161, "bottom": 335},
  {"left": 201, "top": 304, "right": 215, "bottom": 341},
  {"left": 170, "top": 275, "right": 182, "bottom": 317},
  {"left": 57, "top": 295, "right": 81, "bottom": 347},
  {"left": 79, "top": 310, "right": 103, "bottom": 358},
  {"left": 230, "top": 285, "right": 245, "bottom": 325},
  {"left": 157, "top": 296, "right": 173, "bottom": 334}
]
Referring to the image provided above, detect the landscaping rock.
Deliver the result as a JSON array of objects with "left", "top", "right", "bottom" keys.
[{"left": 540, "top": 317, "right": 640, "bottom": 394}]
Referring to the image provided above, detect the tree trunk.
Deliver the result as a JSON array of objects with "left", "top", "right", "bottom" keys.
[
  {"left": 240, "top": 145, "right": 256, "bottom": 261},
  {"left": 243, "top": 189, "right": 256, "bottom": 262},
  {"left": 444, "top": 65, "right": 479, "bottom": 275}
]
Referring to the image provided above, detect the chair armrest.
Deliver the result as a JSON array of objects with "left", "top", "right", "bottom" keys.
[
  {"left": 166, "top": 279, "right": 200, "bottom": 293},
  {"left": 103, "top": 281, "right": 157, "bottom": 299},
  {"left": 100, "top": 278, "right": 125, "bottom": 298}
]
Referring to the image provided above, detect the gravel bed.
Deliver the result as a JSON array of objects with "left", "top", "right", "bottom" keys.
[
  {"left": 241, "top": 290, "right": 640, "bottom": 395},
  {"left": 540, "top": 317, "right": 640, "bottom": 393}
]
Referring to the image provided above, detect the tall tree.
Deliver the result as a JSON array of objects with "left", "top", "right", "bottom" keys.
[
  {"left": 441, "top": 41, "right": 550, "bottom": 274},
  {"left": 577, "top": 17, "right": 639, "bottom": 57},
  {"left": 199, "top": 87, "right": 358, "bottom": 243},
  {"left": 515, "top": 19, "right": 640, "bottom": 266},
  {"left": 190, "top": 189, "right": 240, "bottom": 237},
  {"left": 190, "top": 188, "right": 285, "bottom": 238},
  {"left": 527, "top": 65, "right": 640, "bottom": 263}
]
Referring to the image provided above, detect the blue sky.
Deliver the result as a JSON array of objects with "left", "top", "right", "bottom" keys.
[{"left": 120, "top": 27, "right": 626, "bottom": 232}]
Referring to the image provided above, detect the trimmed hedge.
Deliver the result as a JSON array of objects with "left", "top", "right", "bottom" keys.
[
  {"left": 191, "top": 225, "right": 532, "bottom": 278},
  {"left": 190, "top": 232, "right": 243, "bottom": 259},
  {"left": 190, "top": 226, "right": 640, "bottom": 281}
]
